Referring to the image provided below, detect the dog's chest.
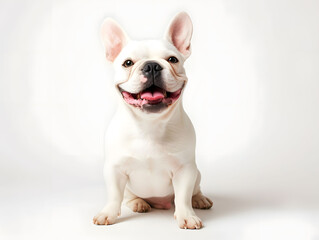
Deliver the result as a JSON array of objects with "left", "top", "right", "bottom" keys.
[
  {"left": 127, "top": 134, "right": 182, "bottom": 168},
  {"left": 123, "top": 136, "right": 181, "bottom": 198}
]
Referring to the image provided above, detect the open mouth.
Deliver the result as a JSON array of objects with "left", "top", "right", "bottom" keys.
[{"left": 120, "top": 85, "right": 182, "bottom": 109}]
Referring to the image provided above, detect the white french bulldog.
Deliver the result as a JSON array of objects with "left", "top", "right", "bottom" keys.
[{"left": 93, "top": 12, "right": 212, "bottom": 229}]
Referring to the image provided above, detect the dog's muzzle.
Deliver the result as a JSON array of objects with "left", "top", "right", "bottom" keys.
[{"left": 119, "top": 61, "right": 184, "bottom": 113}]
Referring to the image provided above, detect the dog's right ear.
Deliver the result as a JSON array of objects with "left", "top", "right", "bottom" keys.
[
  {"left": 165, "top": 12, "right": 193, "bottom": 59},
  {"left": 101, "top": 18, "right": 129, "bottom": 62}
]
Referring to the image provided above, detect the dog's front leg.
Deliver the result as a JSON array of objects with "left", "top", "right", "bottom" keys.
[
  {"left": 173, "top": 163, "right": 202, "bottom": 229},
  {"left": 93, "top": 165, "right": 128, "bottom": 225}
]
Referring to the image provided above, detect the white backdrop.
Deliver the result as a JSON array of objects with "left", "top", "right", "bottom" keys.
[{"left": 1, "top": 0, "right": 319, "bottom": 239}]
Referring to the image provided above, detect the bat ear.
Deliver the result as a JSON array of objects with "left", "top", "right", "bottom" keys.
[
  {"left": 100, "top": 18, "right": 129, "bottom": 62},
  {"left": 165, "top": 12, "right": 193, "bottom": 59}
]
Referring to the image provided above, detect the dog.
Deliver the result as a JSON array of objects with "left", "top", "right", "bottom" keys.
[{"left": 93, "top": 12, "right": 212, "bottom": 229}]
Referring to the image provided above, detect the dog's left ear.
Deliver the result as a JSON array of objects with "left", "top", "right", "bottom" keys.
[{"left": 165, "top": 12, "right": 193, "bottom": 59}]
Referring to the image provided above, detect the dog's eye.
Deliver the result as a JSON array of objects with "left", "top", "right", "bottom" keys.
[
  {"left": 122, "top": 59, "right": 134, "bottom": 68},
  {"left": 167, "top": 56, "right": 179, "bottom": 63}
]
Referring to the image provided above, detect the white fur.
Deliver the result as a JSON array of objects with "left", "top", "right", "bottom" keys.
[{"left": 94, "top": 12, "right": 212, "bottom": 229}]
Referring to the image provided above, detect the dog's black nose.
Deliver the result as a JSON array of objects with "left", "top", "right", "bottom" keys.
[
  {"left": 141, "top": 61, "right": 164, "bottom": 89},
  {"left": 142, "top": 62, "right": 163, "bottom": 73}
]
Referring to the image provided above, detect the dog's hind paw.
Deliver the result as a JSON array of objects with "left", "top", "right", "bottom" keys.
[
  {"left": 126, "top": 198, "right": 151, "bottom": 213},
  {"left": 192, "top": 193, "right": 213, "bottom": 209}
]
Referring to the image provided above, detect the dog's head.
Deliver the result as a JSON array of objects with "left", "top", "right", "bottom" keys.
[{"left": 101, "top": 12, "right": 193, "bottom": 113}]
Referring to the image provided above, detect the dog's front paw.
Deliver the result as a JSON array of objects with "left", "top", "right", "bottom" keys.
[
  {"left": 93, "top": 211, "right": 118, "bottom": 225},
  {"left": 93, "top": 204, "right": 120, "bottom": 225},
  {"left": 174, "top": 211, "right": 203, "bottom": 229}
]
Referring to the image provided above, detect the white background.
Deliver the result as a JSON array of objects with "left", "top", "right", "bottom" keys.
[{"left": 1, "top": 0, "right": 319, "bottom": 239}]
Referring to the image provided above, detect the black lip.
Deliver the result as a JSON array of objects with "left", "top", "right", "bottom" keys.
[{"left": 142, "top": 102, "right": 167, "bottom": 112}]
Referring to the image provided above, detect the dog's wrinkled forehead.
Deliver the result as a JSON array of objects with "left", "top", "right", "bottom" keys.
[{"left": 114, "top": 40, "right": 184, "bottom": 66}]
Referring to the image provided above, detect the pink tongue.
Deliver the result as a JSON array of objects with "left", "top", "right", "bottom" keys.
[{"left": 141, "top": 90, "right": 164, "bottom": 101}]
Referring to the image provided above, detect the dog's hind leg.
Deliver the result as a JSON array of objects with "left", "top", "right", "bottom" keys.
[{"left": 124, "top": 188, "right": 151, "bottom": 213}]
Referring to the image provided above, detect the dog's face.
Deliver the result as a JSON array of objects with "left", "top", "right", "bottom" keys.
[{"left": 101, "top": 12, "right": 193, "bottom": 113}]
